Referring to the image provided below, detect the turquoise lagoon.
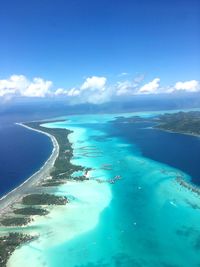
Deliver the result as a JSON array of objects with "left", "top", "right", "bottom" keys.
[{"left": 8, "top": 112, "right": 200, "bottom": 267}]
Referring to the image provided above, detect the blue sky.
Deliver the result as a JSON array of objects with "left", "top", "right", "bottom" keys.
[{"left": 0, "top": 0, "right": 199, "bottom": 103}]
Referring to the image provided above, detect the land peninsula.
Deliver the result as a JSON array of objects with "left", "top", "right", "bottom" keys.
[
  {"left": 0, "top": 120, "right": 89, "bottom": 266},
  {"left": 154, "top": 111, "right": 200, "bottom": 136},
  {"left": 111, "top": 111, "right": 200, "bottom": 137}
]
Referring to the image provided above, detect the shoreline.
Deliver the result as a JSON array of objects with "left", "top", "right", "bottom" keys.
[
  {"left": 0, "top": 122, "right": 59, "bottom": 217},
  {"left": 2, "top": 113, "right": 200, "bottom": 267},
  {"left": 0, "top": 121, "right": 89, "bottom": 266},
  {"left": 154, "top": 126, "right": 200, "bottom": 139}
]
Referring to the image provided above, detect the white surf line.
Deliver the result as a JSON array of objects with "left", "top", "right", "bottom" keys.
[{"left": 0, "top": 122, "right": 59, "bottom": 214}]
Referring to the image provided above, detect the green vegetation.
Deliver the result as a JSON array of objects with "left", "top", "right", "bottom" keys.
[
  {"left": 22, "top": 193, "right": 68, "bottom": 205},
  {"left": 0, "top": 217, "right": 32, "bottom": 226},
  {"left": 155, "top": 111, "right": 200, "bottom": 136},
  {"left": 0, "top": 119, "right": 87, "bottom": 264},
  {"left": 176, "top": 176, "right": 200, "bottom": 196},
  {"left": 25, "top": 121, "right": 84, "bottom": 180},
  {"left": 0, "top": 233, "right": 35, "bottom": 267},
  {"left": 13, "top": 207, "right": 49, "bottom": 216},
  {"left": 110, "top": 111, "right": 200, "bottom": 137},
  {"left": 73, "top": 175, "right": 90, "bottom": 181},
  {"left": 41, "top": 179, "right": 67, "bottom": 187}
]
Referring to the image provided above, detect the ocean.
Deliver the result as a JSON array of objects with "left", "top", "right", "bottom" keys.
[
  {"left": 0, "top": 116, "right": 53, "bottom": 197},
  {"left": 107, "top": 121, "right": 200, "bottom": 186},
  {"left": 7, "top": 111, "right": 200, "bottom": 267}
]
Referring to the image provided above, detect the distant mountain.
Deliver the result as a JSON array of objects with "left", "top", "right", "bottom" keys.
[{"left": 0, "top": 92, "right": 200, "bottom": 122}]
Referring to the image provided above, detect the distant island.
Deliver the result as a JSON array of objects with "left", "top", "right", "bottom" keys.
[
  {"left": 154, "top": 111, "right": 200, "bottom": 136},
  {"left": 110, "top": 111, "right": 200, "bottom": 137}
]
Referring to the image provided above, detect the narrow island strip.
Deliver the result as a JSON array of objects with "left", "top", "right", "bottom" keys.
[{"left": 0, "top": 120, "right": 90, "bottom": 267}]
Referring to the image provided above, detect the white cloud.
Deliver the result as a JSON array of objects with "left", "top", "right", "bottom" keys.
[
  {"left": 22, "top": 78, "right": 52, "bottom": 97},
  {"left": 54, "top": 87, "right": 80, "bottom": 96},
  {"left": 116, "top": 75, "right": 145, "bottom": 96},
  {"left": 138, "top": 78, "right": 160, "bottom": 94},
  {"left": 60, "top": 76, "right": 109, "bottom": 104},
  {"left": 0, "top": 75, "right": 28, "bottom": 96},
  {"left": 65, "top": 88, "right": 80, "bottom": 96},
  {"left": 174, "top": 80, "right": 199, "bottom": 92},
  {"left": 80, "top": 76, "right": 106, "bottom": 91},
  {"left": 0, "top": 74, "right": 109, "bottom": 103},
  {"left": 0, "top": 87, "right": 17, "bottom": 97},
  {"left": 54, "top": 88, "right": 66, "bottom": 96},
  {"left": 55, "top": 87, "right": 82, "bottom": 97},
  {"left": 0, "top": 75, "right": 52, "bottom": 98},
  {"left": 0, "top": 74, "right": 199, "bottom": 104},
  {"left": 116, "top": 81, "right": 133, "bottom": 96}
]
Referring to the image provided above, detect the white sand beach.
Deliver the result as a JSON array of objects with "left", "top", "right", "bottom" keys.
[{"left": 0, "top": 123, "right": 59, "bottom": 220}]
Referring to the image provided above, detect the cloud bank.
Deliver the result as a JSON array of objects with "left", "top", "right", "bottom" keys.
[
  {"left": 0, "top": 74, "right": 199, "bottom": 104},
  {"left": 0, "top": 75, "right": 52, "bottom": 98}
]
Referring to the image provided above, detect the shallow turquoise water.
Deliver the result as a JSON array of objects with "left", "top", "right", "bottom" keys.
[{"left": 41, "top": 113, "right": 200, "bottom": 267}]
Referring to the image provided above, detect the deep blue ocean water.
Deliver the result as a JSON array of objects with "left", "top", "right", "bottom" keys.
[
  {"left": 0, "top": 118, "right": 53, "bottom": 197},
  {"left": 106, "top": 121, "right": 200, "bottom": 185}
]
